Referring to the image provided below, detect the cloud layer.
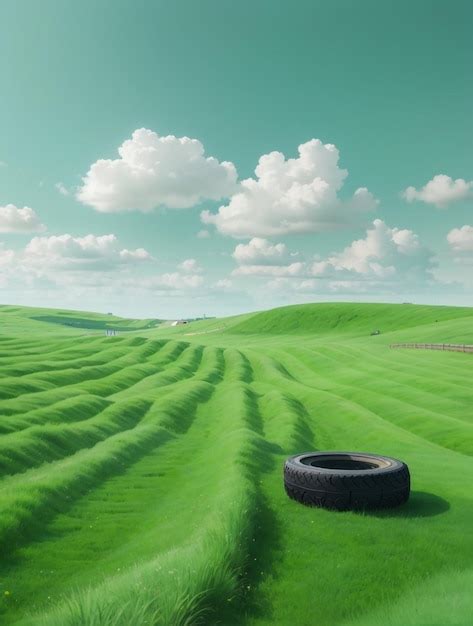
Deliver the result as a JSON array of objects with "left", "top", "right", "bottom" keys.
[
  {"left": 403, "top": 174, "right": 472, "bottom": 208},
  {"left": 202, "top": 139, "right": 378, "bottom": 237},
  {"left": 447, "top": 225, "right": 473, "bottom": 252},
  {"left": 314, "top": 219, "right": 433, "bottom": 282},
  {"left": 0, "top": 234, "right": 213, "bottom": 299},
  {"left": 23, "top": 234, "right": 152, "bottom": 271},
  {"left": 232, "top": 238, "right": 290, "bottom": 265},
  {"left": 231, "top": 220, "right": 435, "bottom": 290},
  {"left": 0, "top": 204, "right": 46, "bottom": 233},
  {"left": 77, "top": 128, "right": 237, "bottom": 212},
  {"left": 140, "top": 272, "right": 204, "bottom": 291}
]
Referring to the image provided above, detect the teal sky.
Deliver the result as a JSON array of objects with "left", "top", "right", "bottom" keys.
[{"left": 0, "top": 0, "right": 471, "bottom": 318}]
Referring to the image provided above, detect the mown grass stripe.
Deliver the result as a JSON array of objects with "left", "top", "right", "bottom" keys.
[
  {"left": 0, "top": 340, "right": 165, "bottom": 379},
  {"left": 287, "top": 343, "right": 473, "bottom": 422},
  {"left": 343, "top": 341, "right": 473, "bottom": 387},
  {"left": 0, "top": 398, "right": 156, "bottom": 477},
  {"left": 108, "top": 343, "right": 204, "bottom": 401},
  {"left": 20, "top": 380, "right": 275, "bottom": 626},
  {"left": 0, "top": 379, "right": 215, "bottom": 558},
  {"left": 2, "top": 302, "right": 473, "bottom": 626},
  {"left": 12, "top": 339, "right": 164, "bottom": 388},
  {"left": 0, "top": 395, "right": 110, "bottom": 435},
  {"left": 278, "top": 346, "right": 473, "bottom": 455}
]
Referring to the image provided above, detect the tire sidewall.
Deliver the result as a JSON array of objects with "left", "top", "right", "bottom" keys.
[{"left": 285, "top": 451, "right": 406, "bottom": 478}]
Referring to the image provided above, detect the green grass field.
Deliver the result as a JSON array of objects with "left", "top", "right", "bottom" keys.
[{"left": 0, "top": 302, "right": 472, "bottom": 626}]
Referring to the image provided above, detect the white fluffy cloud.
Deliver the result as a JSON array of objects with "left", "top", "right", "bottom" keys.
[
  {"left": 201, "top": 139, "right": 378, "bottom": 237},
  {"left": 0, "top": 232, "right": 214, "bottom": 300},
  {"left": 0, "top": 204, "right": 46, "bottom": 233},
  {"left": 179, "top": 258, "right": 202, "bottom": 273},
  {"left": 230, "top": 220, "right": 435, "bottom": 289},
  {"left": 119, "top": 248, "right": 152, "bottom": 261},
  {"left": 403, "top": 175, "right": 472, "bottom": 208},
  {"left": 232, "top": 237, "right": 303, "bottom": 277},
  {"left": 0, "top": 244, "right": 14, "bottom": 267},
  {"left": 77, "top": 128, "right": 237, "bottom": 212},
  {"left": 232, "top": 238, "right": 290, "bottom": 264},
  {"left": 312, "top": 219, "right": 433, "bottom": 281},
  {"left": 447, "top": 225, "right": 473, "bottom": 252},
  {"left": 23, "top": 234, "right": 152, "bottom": 271}
]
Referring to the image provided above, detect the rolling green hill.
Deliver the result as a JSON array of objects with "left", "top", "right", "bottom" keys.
[
  {"left": 0, "top": 304, "right": 162, "bottom": 334},
  {"left": 230, "top": 301, "right": 473, "bottom": 336},
  {"left": 0, "top": 302, "right": 472, "bottom": 626}
]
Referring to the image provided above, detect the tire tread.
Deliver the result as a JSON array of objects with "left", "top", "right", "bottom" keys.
[{"left": 284, "top": 454, "right": 410, "bottom": 511}]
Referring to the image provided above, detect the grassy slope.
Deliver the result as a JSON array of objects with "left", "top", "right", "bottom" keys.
[
  {"left": 230, "top": 301, "right": 473, "bottom": 336},
  {"left": 0, "top": 303, "right": 472, "bottom": 625},
  {"left": 0, "top": 304, "right": 161, "bottom": 332}
]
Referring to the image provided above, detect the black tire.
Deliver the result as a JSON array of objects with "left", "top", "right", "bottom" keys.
[{"left": 284, "top": 451, "right": 410, "bottom": 511}]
